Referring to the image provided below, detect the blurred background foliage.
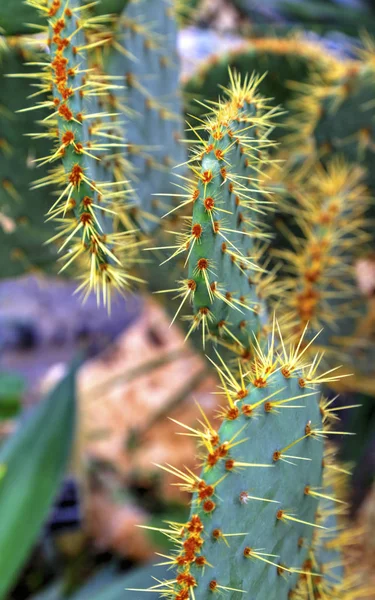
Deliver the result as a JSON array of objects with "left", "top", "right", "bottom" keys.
[{"left": 0, "top": 0, "right": 375, "bottom": 598}]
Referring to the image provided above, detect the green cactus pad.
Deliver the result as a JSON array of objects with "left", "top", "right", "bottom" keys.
[
  {"left": 104, "top": 0, "right": 186, "bottom": 232},
  {"left": 25, "top": 0, "right": 142, "bottom": 307},
  {"left": 289, "top": 55, "right": 375, "bottom": 223},
  {"left": 183, "top": 37, "right": 345, "bottom": 141},
  {"left": 160, "top": 72, "right": 278, "bottom": 356},
  {"left": 135, "top": 336, "right": 330, "bottom": 600}
]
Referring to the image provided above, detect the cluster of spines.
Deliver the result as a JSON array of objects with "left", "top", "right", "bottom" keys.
[
  {"left": 158, "top": 71, "right": 280, "bottom": 356},
  {"left": 127, "top": 326, "right": 363, "bottom": 600},
  {"left": 274, "top": 157, "right": 370, "bottom": 344},
  {"left": 22, "top": 0, "right": 142, "bottom": 308}
]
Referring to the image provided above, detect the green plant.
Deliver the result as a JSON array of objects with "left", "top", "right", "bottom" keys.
[
  {"left": 129, "top": 75, "right": 367, "bottom": 600},
  {"left": 272, "top": 157, "right": 371, "bottom": 350},
  {"left": 288, "top": 41, "right": 375, "bottom": 225},
  {"left": 183, "top": 35, "right": 348, "bottom": 141},
  {"left": 0, "top": 363, "right": 77, "bottom": 598},
  {"left": 0, "top": 1, "right": 374, "bottom": 598},
  {"left": 160, "top": 72, "right": 280, "bottom": 355}
]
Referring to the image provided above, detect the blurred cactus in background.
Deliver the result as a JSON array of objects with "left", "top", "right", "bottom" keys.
[{"left": 0, "top": 0, "right": 374, "bottom": 599}]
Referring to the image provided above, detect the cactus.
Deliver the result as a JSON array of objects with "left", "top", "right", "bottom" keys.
[
  {"left": 273, "top": 157, "right": 371, "bottom": 353},
  {"left": 181, "top": 38, "right": 359, "bottom": 281},
  {"left": 183, "top": 35, "right": 351, "bottom": 141},
  {"left": 159, "top": 71, "right": 281, "bottom": 356},
  {"left": 127, "top": 73, "right": 375, "bottom": 600},
  {"left": 102, "top": 0, "right": 186, "bottom": 232},
  {"left": 281, "top": 43, "right": 375, "bottom": 381},
  {"left": 2, "top": 0, "right": 186, "bottom": 298},
  {"left": 134, "top": 339, "right": 330, "bottom": 599},
  {"left": 15, "top": 0, "right": 146, "bottom": 307},
  {"left": 1, "top": 2, "right": 374, "bottom": 598},
  {"left": 288, "top": 42, "right": 375, "bottom": 225}
]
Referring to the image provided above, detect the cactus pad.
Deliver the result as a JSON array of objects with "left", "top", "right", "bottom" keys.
[
  {"left": 183, "top": 37, "right": 348, "bottom": 141},
  {"left": 26, "top": 0, "right": 143, "bottom": 307},
  {"left": 160, "top": 72, "right": 279, "bottom": 355},
  {"left": 104, "top": 0, "right": 186, "bottom": 232},
  {"left": 288, "top": 47, "right": 375, "bottom": 225},
  {"left": 273, "top": 157, "right": 370, "bottom": 351},
  {"left": 130, "top": 329, "right": 350, "bottom": 599}
]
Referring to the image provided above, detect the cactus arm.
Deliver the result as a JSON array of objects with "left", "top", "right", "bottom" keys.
[
  {"left": 103, "top": 0, "right": 186, "bottom": 233},
  {"left": 24, "top": 0, "right": 142, "bottom": 308},
  {"left": 160, "top": 71, "right": 279, "bottom": 356}
]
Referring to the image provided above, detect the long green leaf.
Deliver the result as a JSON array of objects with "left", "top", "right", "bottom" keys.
[
  {"left": 0, "top": 366, "right": 77, "bottom": 598},
  {"left": 0, "top": 372, "right": 24, "bottom": 420},
  {"left": 31, "top": 562, "right": 169, "bottom": 600}
]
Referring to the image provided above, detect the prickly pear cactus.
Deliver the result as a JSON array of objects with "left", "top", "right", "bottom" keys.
[
  {"left": 183, "top": 36, "right": 349, "bottom": 141},
  {"left": 132, "top": 334, "right": 349, "bottom": 599},
  {"left": 160, "top": 72, "right": 280, "bottom": 355},
  {"left": 25, "top": 0, "right": 143, "bottom": 307},
  {"left": 289, "top": 45, "right": 375, "bottom": 225},
  {"left": 103, "top": 0, "right": 186, "bottom": 232}
]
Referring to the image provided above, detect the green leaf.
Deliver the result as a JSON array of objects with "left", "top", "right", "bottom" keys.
[
  {"left": 75, "top": 562, "right": 169, "bottom": 600},
  {"left": 31, "top": 562, "right": 169, "bottom": 600},
  {"left": 0, "top": 372, "right": 24, "bottom": 420},
  {"left": 0, "top": 366, "right": 77, "bottom": 598}
]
